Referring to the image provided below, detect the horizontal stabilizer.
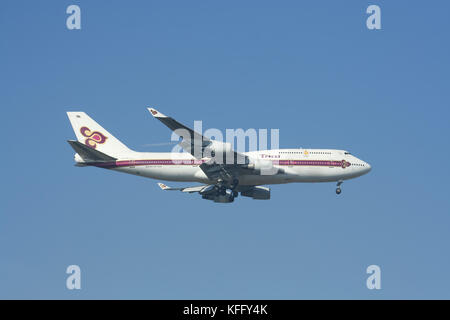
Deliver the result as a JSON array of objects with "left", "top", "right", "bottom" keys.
[
  {"left": 157, "top": 183, "right": 181, "bottom": 191},
  {"left": 67, "top": 140, "right": 117, "bottom": 162},
  {"left": 157, "top": 182, "right": 208, "bottom": 193}
]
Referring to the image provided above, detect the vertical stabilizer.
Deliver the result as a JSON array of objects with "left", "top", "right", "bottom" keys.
[{"left": 67, "top": 112, "right": 132, "bottom": 158}]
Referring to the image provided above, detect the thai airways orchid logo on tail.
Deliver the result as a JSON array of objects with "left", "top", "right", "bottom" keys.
[{"left": 80, "top": 127, "right": 107, "bottom": 149}]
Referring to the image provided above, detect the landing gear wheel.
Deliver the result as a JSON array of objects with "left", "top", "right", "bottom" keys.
[
  {"left": 232, "top": 190, "right": 238, "bottom": 198},
  {"left": 335, "top": 180, "right": 343, "bottom": 195},
  {"left": 219, "top": 187, "right": 227, "bottom": 195},
  {"left": 230, "top": 178, "right": 239, "bottom": 189}
]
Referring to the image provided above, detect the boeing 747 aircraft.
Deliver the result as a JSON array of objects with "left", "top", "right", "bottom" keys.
[{"left": 66, "top": 109, "right": 371, "bottom": 203}]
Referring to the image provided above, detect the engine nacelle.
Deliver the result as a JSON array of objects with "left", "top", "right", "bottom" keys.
[
  {"left": 241, "top": 186, "right": 271, "bottom": 200},
  {"left": 213, "top": 193, "right": 235, "bottom": 203},
  {"left": 201, "top": 188, "right": 235, "bottom": 203}
]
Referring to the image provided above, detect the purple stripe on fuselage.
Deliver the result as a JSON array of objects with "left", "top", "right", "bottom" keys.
[
  {"left": 88, "top": 159, "right": 351, "bottom": 169},
  {"left": 117, "top": 159, "right": 204, "bottom": 166},
  {"left": 277, "top": 160, "right": 345, "bottom": 166}
]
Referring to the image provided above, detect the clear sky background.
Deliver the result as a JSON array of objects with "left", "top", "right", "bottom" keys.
[{"left": 1, "top": 0, "right": 449, "bottom": 299}]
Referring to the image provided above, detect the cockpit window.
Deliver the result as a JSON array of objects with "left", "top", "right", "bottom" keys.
[{"left": 344, "top": 152, "right": 351, "bottom": 155}]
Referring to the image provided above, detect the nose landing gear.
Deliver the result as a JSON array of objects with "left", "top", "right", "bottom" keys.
[{"left": 336, "top": 180, "right": 343, "bottom": 195}]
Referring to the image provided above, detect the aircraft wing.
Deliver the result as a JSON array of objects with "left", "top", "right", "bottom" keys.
[
  {"left": 148, "top": 108, "right": 253, "bottom": 183},
  {"left": 157, "top": 182, "right": 271, "bottom": 203},
  {"left": 148, "top": 108, "right": 210, "bottom": 158},
  {"left": 157, "top": 182, "right": 213, "bottom": 193}
]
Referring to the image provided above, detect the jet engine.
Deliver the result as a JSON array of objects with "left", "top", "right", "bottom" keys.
[
  {"left": 213, "top": 192, "right": 235, "bottom": 203},
  {"left": 241, "top": 186, "right": 271, "bottom": 200},
  {"left": 201, "top": 189, "right": 235, "bottom": 203}
]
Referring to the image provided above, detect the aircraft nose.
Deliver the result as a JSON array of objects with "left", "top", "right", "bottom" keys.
[{"left": 365, "top": 162, "right": 372, "bottom": 173}]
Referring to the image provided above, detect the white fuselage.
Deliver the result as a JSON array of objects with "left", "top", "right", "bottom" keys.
[{"left": 101, "top": 148, "right": 371, "bottom": 186}]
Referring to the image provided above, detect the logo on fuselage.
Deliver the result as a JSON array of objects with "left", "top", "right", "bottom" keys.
[{"left": 80, "top": 127, "right": 107, "bottom": 149}]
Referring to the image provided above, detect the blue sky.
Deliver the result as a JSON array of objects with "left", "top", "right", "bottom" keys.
[{"left": 1, "top": 0, "right": 449, "bottom": 299}]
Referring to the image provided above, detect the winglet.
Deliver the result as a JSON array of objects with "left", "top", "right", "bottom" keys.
[
  {"left": 147, "top": 107, "right": 167, "bottom": 118},
  {"left": 157, "top": 182, "right": 170, "bottom": 190}
]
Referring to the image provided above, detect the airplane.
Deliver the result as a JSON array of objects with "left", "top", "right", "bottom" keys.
[{"left": 66, "top": 108, "right": 371, "bottom": 203}]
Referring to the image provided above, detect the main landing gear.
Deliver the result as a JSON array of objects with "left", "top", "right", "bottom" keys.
[
  {"left": 218, "top": 186, "right": 227, "bottom": 195},
  {"left": 230, "top": 178, "right": 239, "bottom": 198},
  {"left": 216, "top": 178, "right": 239, "bottom": 199},
  {"left": 336, "top": 180, "right": 343, "bottom": 195}
]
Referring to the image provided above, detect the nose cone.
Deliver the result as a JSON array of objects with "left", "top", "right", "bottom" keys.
[{"left": 364, "top": 162, "right": 372, "bottom": 173}]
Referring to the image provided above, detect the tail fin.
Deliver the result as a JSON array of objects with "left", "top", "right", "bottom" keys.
[{"left": 67, "top": 112, "right": 132, "bottom": 158}]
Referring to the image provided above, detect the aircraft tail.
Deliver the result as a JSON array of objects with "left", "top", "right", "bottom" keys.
[
  {"left": 67, "top": 112, "right": 133, "bottom": 159},
  {"left": 67, "top": 140, "right": 116, "bottom": 163}
]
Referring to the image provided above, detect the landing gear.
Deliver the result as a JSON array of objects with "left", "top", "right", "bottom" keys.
[
  {"left": 230, "top": 178, "right": 239, "bottom": 198},
  {"left": 218, "top": 186, "right": 227, "bottom": 195},
  {"left": 214, "top": 178, "right": 239, "bottom": 200},
  {"left": 230, "top": 178, "right": 239, "bottom": 190},
  {"left": 336, "top": 180, "right": 343, "bottom": 195}
]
